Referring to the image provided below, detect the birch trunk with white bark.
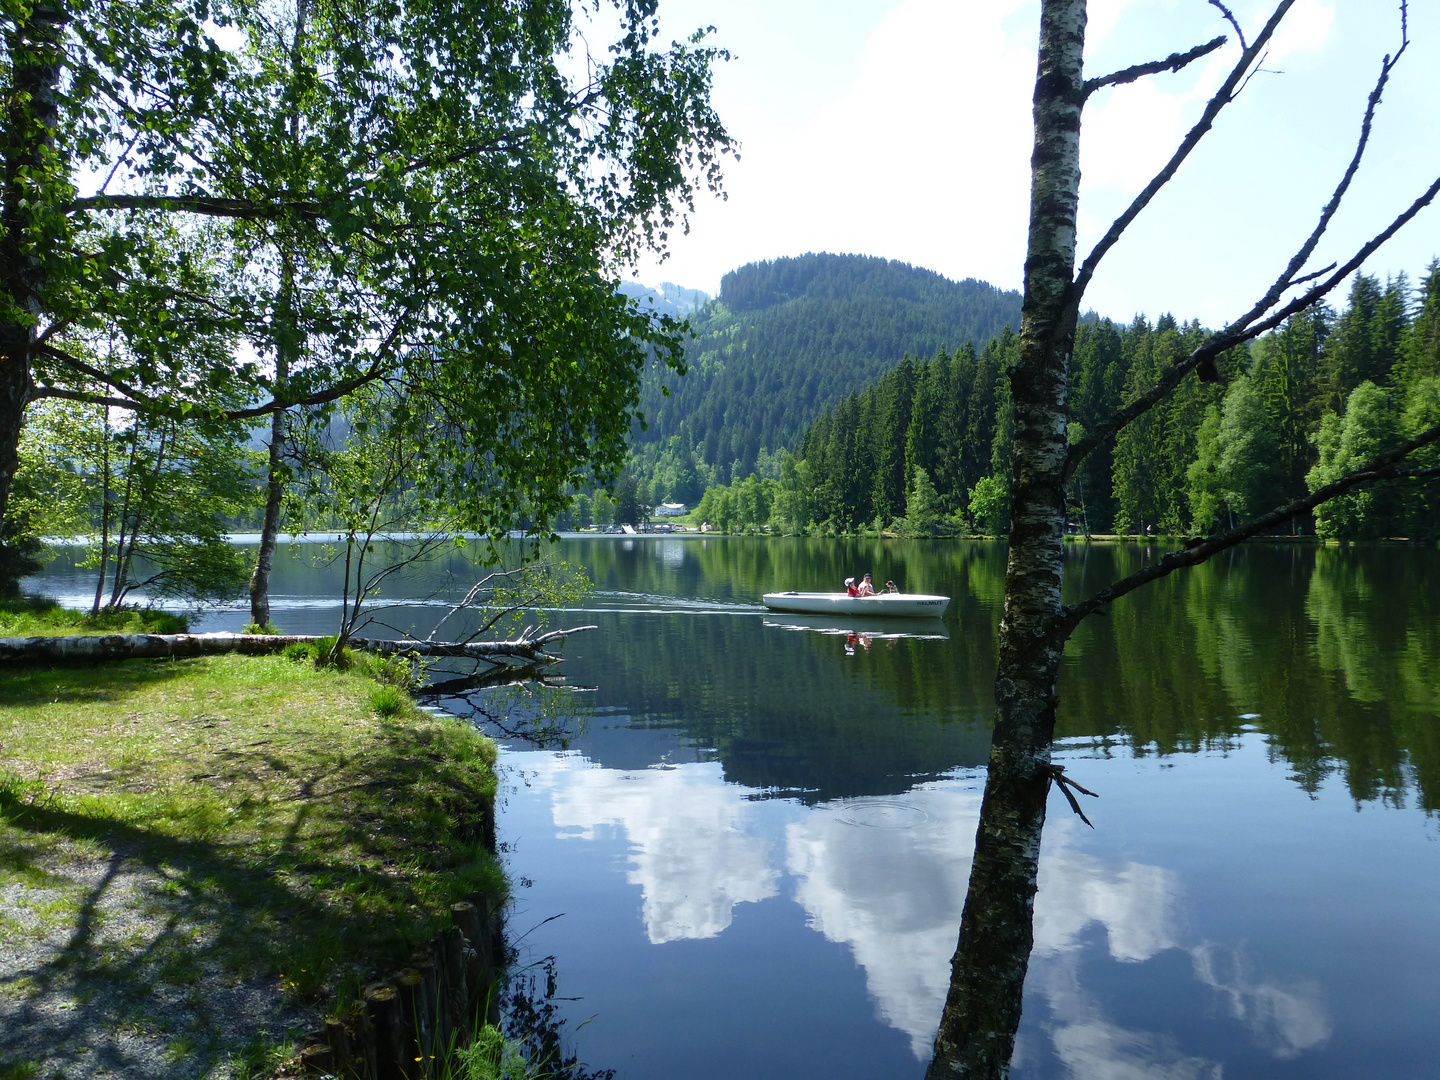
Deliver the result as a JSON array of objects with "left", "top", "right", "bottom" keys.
[
  {"left": 927, "top": 1, "right": 1086, "bottom": 1074},
  {"left": 0, "top": 626, "right": 596, "bottom": 665}
]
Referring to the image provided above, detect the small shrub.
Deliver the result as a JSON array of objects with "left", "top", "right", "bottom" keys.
[
  {"left": 241, "top": 621, "right": 283, "bottom": 636},
  {"left": 281, "top": 642, "right": 317, "bottom": 663},
  {"left": 370, "top": 684, "right": 405, "bottom": 717},
  {"left": 448, "top": 1024, "right": 534, "bottom": 1080},
  {"left": 356, "top": 650, "right": 425, "bottom": 691},
  {"left": 314, "top": 635, "right": 355, "bottom": 670}
]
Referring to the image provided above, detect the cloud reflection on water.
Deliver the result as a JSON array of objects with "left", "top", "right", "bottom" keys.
[
  {"left": 787, "top": 788, "right": 980, "bottom": 1056},
  {"left": 532, "top": 755, "right": 779, "bottom": 943},
  {"left": 524, "top": 754, "right": 1328, "bottom": 1072}
]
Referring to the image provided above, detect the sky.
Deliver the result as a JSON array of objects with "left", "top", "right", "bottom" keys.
[{"left": 619, "top": 0, "right": 1440, "bottom": 328}]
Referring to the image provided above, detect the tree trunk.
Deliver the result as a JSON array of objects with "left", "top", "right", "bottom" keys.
[
  {"left": 0, "top": 626, "right": 597, "bottom": 665},
  {"left": 0, "top": 0, "right": 66, "bottom": 525},
  {"left": 248, "top": 394, "right": 287, "bottom": 627},
  {"left": 927, "top": 2, "right": 1086, "bottom": 1076},
  {"left": 247, "top": 4, "right": 308, "bottom": 629}
]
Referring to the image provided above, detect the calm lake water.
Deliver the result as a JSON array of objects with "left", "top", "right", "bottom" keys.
[{"left": 24, "top": 537, "right": 1440, "bottom": 1079}]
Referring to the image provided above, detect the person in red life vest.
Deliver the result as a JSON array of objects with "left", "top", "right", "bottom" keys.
[{"left": 845, "top": 577, "right": 860, "bottom": 597}]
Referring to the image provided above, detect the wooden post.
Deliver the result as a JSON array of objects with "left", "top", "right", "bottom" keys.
[
  {"left": 393, "top": 968, "right": 424, "bottom": 1077},
  {"left": 410, "top": 951, "right": 439, "bottom": 1069},
  {"left": 324, "top": 1017, "right": 356, "bottom": 1078},
  {"left": 364, "top": 982, "right": 405, "bottom": 1080},
  {"left": 438, "top": 924, "right": 470, "bottom": 1044}
]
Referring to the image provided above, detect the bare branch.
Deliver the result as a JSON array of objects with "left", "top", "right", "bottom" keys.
[
  {"left": 1060, "top": 420, "right": 1440, "bottom": 635},
  {"left": 1068, "top": 3, "right": 1295, "bottom": 309},
  {"left": 1208, "top": 0, "right": 1248, "bottom": 51},
  {"left": 1083, "top": 36, "right": 1226, "bottom": 99},
  {"left": 427, "top": 567, "right": 530, "bottom": 643},
  {"left": 1042, "top": 763, "right": 1098, "bottom": 828},
  {"left": 98, "top": 133, "right": 140, "bottom": 196},
  {"left": 1206, "top": 12, "right": 1411, "bottom": 345},
  {"left": 1065, "top": 172, "right": 1440, "bottom": 477},
  {"left": 1287, "top": 261, "right": 1337, "bottom": 290},
  {"left": 529, "top": 624, "right": 598, "bottom": 649}
]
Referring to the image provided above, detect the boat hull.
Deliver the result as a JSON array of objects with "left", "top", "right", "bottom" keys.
[{"left": 761, "top": 592, "right": 950, "bottom": 618}]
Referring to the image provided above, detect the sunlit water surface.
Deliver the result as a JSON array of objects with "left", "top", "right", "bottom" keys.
[{"left": 24, "top": 536, "right": 1440, "bottom": 1079}]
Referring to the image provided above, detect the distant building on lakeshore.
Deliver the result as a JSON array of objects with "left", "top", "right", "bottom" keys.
[{"left": 655, "top": 503, "right": 687, "bottom": 517}]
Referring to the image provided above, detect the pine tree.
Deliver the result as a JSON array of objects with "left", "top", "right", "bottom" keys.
[
  {"left": 1112, "top": 317, "right": 1164, "bottom": 533},
  {"left": 1255, "top": 304, "right": 1329, "bottom": 499},
  {"left": 1399, "top": 259, "right": 1440, "bottom": 391},
  {"left": 1185, "top": 405, "right": 1225, "bottom": 532},
  {"left": 1323, "top": 274, "right": 1386, "bottom": 407}
]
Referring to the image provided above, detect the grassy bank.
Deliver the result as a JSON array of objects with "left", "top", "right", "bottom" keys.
[
  {"left": 0, "top": 596, "right": 189, "bottom": 637},
  {"left": 0, "top": 613, "right": 503, "bottom": 1079}
]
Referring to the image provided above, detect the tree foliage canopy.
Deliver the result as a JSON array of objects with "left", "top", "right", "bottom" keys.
[{"left": 3, "top": 0, "right": 734, "bottom": 554}]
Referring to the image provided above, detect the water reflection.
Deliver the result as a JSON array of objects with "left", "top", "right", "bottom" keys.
[
  {"left": 787, "top": 783, "right": 980, "bottom": 1057},
  {"left": 1188, "top": 944, "right": 1329, "bottom": 1060},
  {"left": 762, "top": 615, "right": 951, "bottom": 640},
  {"left": 510, "top": 741, "right": 1358, "bottom": 1077},
  {"left": 20, "top": 538, "right": 1440, "bottom": 1078},
  {"left": 530, "top": 756, "right": 778, "bottom": 943}
]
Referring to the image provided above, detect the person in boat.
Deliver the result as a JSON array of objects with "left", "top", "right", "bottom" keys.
[
  {"left": 856, "top": 573, "right": 876, "bottom": 596},
  {"left": 845, "top": 577, "right": 860, "bottom": 597}
]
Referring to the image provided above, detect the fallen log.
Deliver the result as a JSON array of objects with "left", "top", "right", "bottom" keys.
[{"left": 0, "top": 626, "right": 598, "bottom": 666}]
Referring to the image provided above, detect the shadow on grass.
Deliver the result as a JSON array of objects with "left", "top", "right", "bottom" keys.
[
  {"left": 0, "top": 688, "right": 503, "bottom": 1079},
  {"left": 0, "top": 659, "right": 196, "bottom": 709}
]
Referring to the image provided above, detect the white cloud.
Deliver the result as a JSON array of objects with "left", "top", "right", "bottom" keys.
[
  {"left": 535, "top": 756, "right": 779, "bottom": 943},
  {"left": 1034, "top": 953, "right": 1225, "bottom": 1080},
  {"left": 635, "top": 0, "right": 1039, "bottom": 294},
  {"left": 637, "top": 0, "right": 1429, "bottom": 329},
  {"left": 1267, "top": 0, "right": 1335, "bottom": 62},
  {"left": 786, "top": 786, "right": 982, "bottom": 1057},
  {"left": 1033, "top": 824, "right": 1184, "bottom": 962},
  {"left": 1190, "top": 942, "right": 1331, "bottom": 1058}
]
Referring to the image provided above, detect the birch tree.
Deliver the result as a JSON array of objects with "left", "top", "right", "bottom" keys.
[
  {"left": 1, "top": 0, "right": 733, "bottom": 593},
  {"left": 927, "top": 2, "right": 1440, "bottom": 1076}
]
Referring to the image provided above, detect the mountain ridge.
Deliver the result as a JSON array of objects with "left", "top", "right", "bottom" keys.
[{"left": 632, "top": 252, "right": 1023, "bottom": 486}]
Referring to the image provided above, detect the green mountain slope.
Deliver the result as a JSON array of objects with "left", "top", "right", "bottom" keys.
[{"left": 634, "top": 253, "right": 1021, "bottom": 483}]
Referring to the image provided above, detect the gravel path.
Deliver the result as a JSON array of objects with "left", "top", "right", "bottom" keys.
[{"left": 1, "top": 838, "right": 321, "bottom": 1080}]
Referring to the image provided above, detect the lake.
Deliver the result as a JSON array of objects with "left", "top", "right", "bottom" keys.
[{"left": 23, "top": 536, "right": 1440, "bottom": 1079}]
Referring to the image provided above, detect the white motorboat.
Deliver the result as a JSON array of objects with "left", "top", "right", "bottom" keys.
[{"left": 761, "top": 591, "right": 950, "bottom": 618}]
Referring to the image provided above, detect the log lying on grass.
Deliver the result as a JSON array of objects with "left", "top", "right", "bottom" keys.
[{"left": 0, "top": 625, "right": 597, "bottom": 665}]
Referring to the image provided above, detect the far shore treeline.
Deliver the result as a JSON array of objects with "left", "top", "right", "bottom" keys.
[{"left": 670, "top": 262, "right": 1440, "bottom": 542}]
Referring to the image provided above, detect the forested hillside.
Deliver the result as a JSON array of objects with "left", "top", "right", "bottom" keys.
[
  {"left": 631, "top": 253, "right": 1022, "bottom": 495},
  {"left": 690, "top": 262, "right": 1440, "bottom": 542}
]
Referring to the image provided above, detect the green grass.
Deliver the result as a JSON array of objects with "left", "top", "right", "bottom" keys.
[
  {"left": 370, "top": 683, "right": 405, "bottom": 717},
  {"left": 0, "top": 650, "right": 503, "bottom": 1011},
  {"left": 0, "top": 596, "right": 188, "bottom": 637}
]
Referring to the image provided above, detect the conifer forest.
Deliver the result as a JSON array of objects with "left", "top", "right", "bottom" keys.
[{"left": 688, "top": 262, "right": 1440, "bottom": 542}]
